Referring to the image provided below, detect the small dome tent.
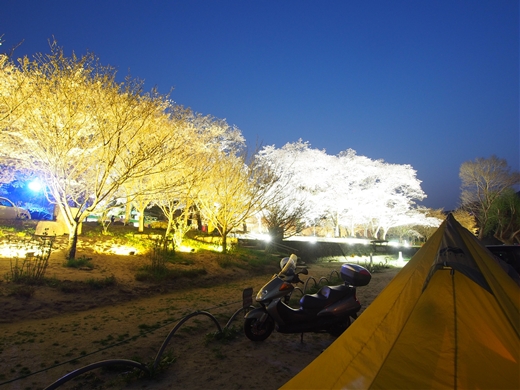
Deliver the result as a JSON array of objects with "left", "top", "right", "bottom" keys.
[{"left": 281, "top": 214, "right": 519, "bottom": 390}]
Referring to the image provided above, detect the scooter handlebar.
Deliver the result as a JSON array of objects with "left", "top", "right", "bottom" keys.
[
  {"left": 280, "top": 268, "right": 306, "bottom": 284},
  {"left": 293, "top": 273, "right": 305, "bottom": 284}
]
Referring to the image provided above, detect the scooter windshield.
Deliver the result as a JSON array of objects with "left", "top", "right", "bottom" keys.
[{"left": 280, "top": 254, "right": 298, "bottom": 277}]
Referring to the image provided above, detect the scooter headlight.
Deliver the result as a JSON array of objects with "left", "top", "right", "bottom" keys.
[{"left": 256, "top": 289, "right": 268, "bottom": 301}]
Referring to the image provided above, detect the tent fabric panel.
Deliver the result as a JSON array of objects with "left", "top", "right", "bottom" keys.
[
  {"left": 457, "top": 223, "right": 520, "bottom": 337},
  {"left": 281, "top": 225, "right": 445, "bottom": 390},
  {"left": 372, "top": 269, "right": 520, "bottom": 389},
  {"left": 371, "top": 269, "right": 457, "bottom": 389},
  {"left": 331, "top": 235, "right": 444, "bottom": 389},
  {"left": 453, "top": 272, "right": 520, "bottom": 389}
]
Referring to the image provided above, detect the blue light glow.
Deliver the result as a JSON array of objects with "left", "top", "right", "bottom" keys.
[{"left": 28, "top": 180, "right": 42, "bottom": 192}]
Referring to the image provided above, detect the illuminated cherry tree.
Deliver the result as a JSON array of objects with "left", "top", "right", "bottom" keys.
[
  {"left": 256, "top": 141, "right": 428, "bottom": 240},
  {"left": 361, "top": 160, "right": 426, "bottom": 239},
  {"left": 196, "top": 131, "right": 280, "bottom": 252},
  {"left": 150, "top": 111, "right": 214, "bottom": 244},
  {"left": 0, "top": 44, "right": 181, "bottom": 258},
  {"left": 256, "top": 140, "right": 332, "bottom": 239}
]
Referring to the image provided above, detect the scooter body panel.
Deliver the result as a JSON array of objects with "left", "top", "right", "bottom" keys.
[
  {"left": 268, "top": 299, "right": 314, "bottom": 327},
  {"left": 266, "top": 294, "right": 360, "bottom": 334},
  {"left": 275, "top": 303, "right": 346, "bottom": 334},
  {"left": 255, "top": 277, "right": 294, "bottom": 303},
  {"left": 316, "top": 295, "right": 361, "bottom": 317}
]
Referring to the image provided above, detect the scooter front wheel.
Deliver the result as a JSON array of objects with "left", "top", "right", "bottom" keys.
[{"left": 244, "top": 317, "right": 275, "bottom": 341}]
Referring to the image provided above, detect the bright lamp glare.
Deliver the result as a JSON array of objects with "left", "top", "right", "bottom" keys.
[{"left": 28, "top": 180, "right": 41, "bottom": 192}]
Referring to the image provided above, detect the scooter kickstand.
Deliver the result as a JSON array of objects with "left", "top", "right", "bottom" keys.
[{"left": 300, "top": 333, "right": 304, "bottom": 343}]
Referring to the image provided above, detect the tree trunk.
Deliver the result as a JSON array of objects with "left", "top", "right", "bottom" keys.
[
  {"left": 164, "top": 218, "right": 173, "bottom": 238},
  {"left": 221, "top": 233, "right": 228, "bottom": 253},
  {"left": 138, "top": 213, "right": 145, "bottom": 232},
  {"left": 136, "top": 203, "right": 146, "bottom": 232},
  {"left": 125, "top": 201, "right": 132, "bottom": 224},
  {"left": 66, "top": 221, "right": 80, "bottom": 260}
]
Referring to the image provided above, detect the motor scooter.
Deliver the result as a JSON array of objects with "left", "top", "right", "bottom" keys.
[{"left": 244, "top": 254, "right": 371, "bottom": 341}]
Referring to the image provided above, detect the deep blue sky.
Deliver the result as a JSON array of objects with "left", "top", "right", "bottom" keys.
[{"left": 2, "top": 1, "right": 519, "bottom": 211}]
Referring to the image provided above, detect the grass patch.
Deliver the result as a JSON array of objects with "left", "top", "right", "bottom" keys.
[
  {"left": 204, "top": 325, "right": 240, "bottom": 345},
  {"left": 215, "top": 247, "right": 278, "bottom": 270},
  {"left": 63, "top": 255, "right": 94, "bottom": 269},
  {"left": 7, "top": 284, "right": 36, "bottom": 298},
  {"left": 233, "top": 245, "right": 278, "bottom": 264},
  {"left": 85, "top": 275, "right": 117, "bottom": 289},
  {"left": 135, "top": 236, "right": 206, "bottom": 282},
  {"left": 183, "top": 230, "right": 226, "bottom": 249},
  {"left": 93, "top": 334, "right": 115, "bottom": 346},
  {"left": 0, "top": 223, "right": 36, "bottom": 236},
  {"left": 138, "top": 322, "right": 162, "bottom": 333},
  {"left": 135, "top": 266, "right": 207, "bottom": 282},
  {"left": 39, "top": 276, "right": 119, "bottom": 293},
  {"left": 166, "top": 254, "right": 194, "bottom": 265},
  {"left": 216, "top": 255, "right": 249, "bottom": 269},
  {"left": 363, "top": 259, "right": 391, "bottom": 273}
]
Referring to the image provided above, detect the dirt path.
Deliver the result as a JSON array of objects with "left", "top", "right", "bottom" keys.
[{"left": 0, "top": 261, "right": 400, "bottom": 390}]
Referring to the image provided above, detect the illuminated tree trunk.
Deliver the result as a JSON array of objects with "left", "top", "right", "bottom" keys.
[
  {"left": 138, "top": 211, "right": 145, "bottom": 232},
  {"left": 125, "top": 200, "right": 132, "bottom": 225},
  {"left": 66, "top": 221, "right": 81, "bottom": 260},
  {"left": 222, "top": 233, "right": 228, "bottom": 253}
]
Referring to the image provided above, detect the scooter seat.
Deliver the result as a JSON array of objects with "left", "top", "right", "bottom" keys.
[{"left": 300, "top": 284, "right": 351, "bottom": 311}]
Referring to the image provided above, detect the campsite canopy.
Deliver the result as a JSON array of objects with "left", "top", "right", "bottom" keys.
[{"left": 282, "top": 214, "right": 519, "bottom": 389}]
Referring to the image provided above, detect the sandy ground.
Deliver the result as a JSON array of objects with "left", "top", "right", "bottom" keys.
[{"left": 0, "top": 237, "right": 400, "bottom": 390}]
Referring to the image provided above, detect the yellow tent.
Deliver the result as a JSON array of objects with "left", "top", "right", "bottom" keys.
[{"left": 282, "top": 214, "right": 520, "bottom": 389}]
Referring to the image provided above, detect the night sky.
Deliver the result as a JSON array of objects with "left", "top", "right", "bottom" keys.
[{"left": 2, "top": 1, "right": 519, "bottom": 211}]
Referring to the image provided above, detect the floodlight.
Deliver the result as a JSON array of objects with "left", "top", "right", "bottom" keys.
[{"left": 28, "top": 180, "right": 42, "bottom": 192}]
